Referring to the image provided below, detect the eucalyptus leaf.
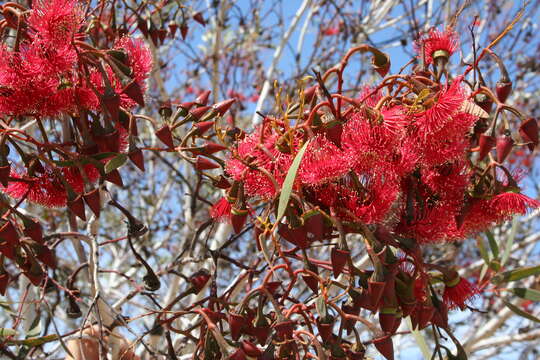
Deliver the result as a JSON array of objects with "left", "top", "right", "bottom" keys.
[
  {"left": 508, "top": 288, "right": 540, "bottom": 302},
  {"left": 502, "top": 299, "right": 540, "bottom": 323},
  {"left": 491, "top": 265, "right": 540, "bottom": 284},
  {"left": 276, "top": 140, "right": 310, "bottom": 222},
  {"left": 104, "top": 154, "right": 128, "bottom": 174}
]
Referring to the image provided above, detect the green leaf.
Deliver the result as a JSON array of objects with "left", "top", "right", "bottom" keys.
[
  {"left": 476, "top": 237, "right": 490, "bottom": 264},
  {"left": 104, "top": 154, "right": 127, "bottom": 174},
  {"left": 26, "top": 317, "right": 41, "bottom": 339},
  {"left": 492, "top": 265, "right": 540, "bottom": 284},
  {"left": 8, "top": 334, "right": 59, "bottom": 346},
  {"left": 502, "top": 299, "right": 540, "bottom": 323},
  {"left": 0, "top": 328, "right": 18, "bottom": 337},
  {"left": 276, "top": 140, "right": 310, "bottom": 222},
  {"left": 509, "top": 288, "right": 540, "bottom": 302},
  {"left": 501, "top": 216, "right": 518, "bottom": 266},
  {"left": 405, "top": 317, "right": 431, "bottom": 360},
  {"left": 485, "top": 230, "right": 499, "bottom": 259}
]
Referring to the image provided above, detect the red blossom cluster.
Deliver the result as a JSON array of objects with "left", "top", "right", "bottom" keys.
[
  {"left": 0, "top": 0, "right": 151, "bottom": 289},
  {"left": 178, "top": 27, "right": 540, "bottom": 359}
]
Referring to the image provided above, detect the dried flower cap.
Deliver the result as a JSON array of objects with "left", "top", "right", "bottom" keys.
[{"left": 415, "top": 27, "right": 459, "bottom": 65}]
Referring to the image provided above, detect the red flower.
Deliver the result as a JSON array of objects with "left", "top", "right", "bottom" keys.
[
  {"left": 490, "top": 192, "right": 540, "bottom": 215},
  {"left": 299, "top": 136, "right": 349, "bottom": 186},
  {"left": 415, "top": 27, "right": 459, "bottom": 65},
  {"left": 210, "top": 196, "right": 232, "bottom": 222},
  {"left": 2, "top": 165, "right": 99, "bottom": 208},
  {"left": 443, "top": 273, "right": 479, "bottom": 310}
]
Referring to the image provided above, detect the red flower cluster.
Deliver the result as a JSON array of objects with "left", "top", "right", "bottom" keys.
[
  {"left": 186, "top": 29, "right": 540, "bottom": 360},
  {"left": 225, "top": 74, "right": 538, "bottom": 244},
  {"left": 0, "top": 0, "right": 151, "bottom": 208}
]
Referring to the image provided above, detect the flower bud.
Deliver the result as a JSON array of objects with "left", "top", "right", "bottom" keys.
[
  {"left": 330, "top": 247, "right": 349, "bottom": 278},
  {"left": 190, "top": 269, "right": 211, "bottom": 293},
  {"left": 496, "top": 80, "right": 512, "bottom": 103},
  {"left": 373, "top": 335, "right": 394, "bottom": 360},
  {"left": 496, "top": 135, "right": 514, "bottom": 163},
  {"left": 67, "top": 194, "right": 86, "bottom": 221},
  {"left": 195, "top": 156, "right": 220, "bottom": 171},
  {"left": 478, "top": 133, "right": 496, "bottom": 160},
  {"left": 214, "top": 98, "right": 236, "bottom": 116},
  {"left": 195, "top": 90, "right": 211, "bottom": 106},
  {"left": 83, "top": 188, "right": 101, "bottom": 217},
  {"left": 155, "top": 125, "right": 175, "bottom": 148},
  {"left": 519, "top": 118, "right": 539, "bottom": 152},
  {"left": 228, "top": 312, "right": 246, "bottom": 341},
  {"left": 122, "top": 80, "right": 145, "bottom": 107}
]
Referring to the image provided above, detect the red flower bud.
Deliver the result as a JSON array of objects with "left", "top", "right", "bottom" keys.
[
  {"left": 316, "top": 317, "right": 334, "bottom": 343},
  {"left": 264, "top": 281, "right": 281, "bottom": 295},
  {"left": 303, "top": 85, "right": 318, "bottom": 104},
  {"left": 195, "top": 90, "right": 211, "bottom": 105},
  {"left": 67, "top": 195, "right": 86, "bottom": 221},
  {"left": 128, "top": 147, "right": 145, "bottom": 172},
  {"left": 368, "top": 280, "right": 386, "bottom": 308},
  {"left": 478, "top": 133, "right": 496, "bottom": 160},
  {"left": 496, "top": 135, "right": 514, "bottom": 163},
  {"left": 168, "top": 21, "right": 178, "bottom": 38},
  {"left": 190, "top": 106, "right": 211, "bottom": 121},
  {"left": 302, "top": 274, "right": 319, "bottom": 294},
  {"left": 180, "top": 24, "right": 189, "bottom": 40},
  {"left": 190, "top": 269, "right": 211, "bottom": 293},
  {"left": 330, "top": 247, "right": 349, "bottom": 278},
  {"left": 35, "top": 244, "right": 56, "bottom": 268},
  {"left": 273, "top": 320, "right": 295, "bottom": 340},
  {"left": 0, "top": 221, "right": 19, "bottom": 246},
  {"left": 137, "top": 18, "right": 149, "bottom": 37},
  {"left": 251, "top": 324, "right": 270, "bottom": 345},
  {"left": 241, "top": 341, "right": 262, "bottom": 357},
  {"left": 101, "top": 89, "right": 120, "bottom": 122},
  {"left": 417, "top": 304, "right": 435, "bottom": 329},
  {"left": 123, "top": 80, "right": 145, "bottom": 107},
  {"left": 214, "top": 98, "right": 236, "bottom": 116},
  {"left": 22, "top": 217, "right": 43, "bottom": 244},
  {"left": 228, "top": 312, "right": 247, "bottom": 341},
  {"left": 194, "top": 121, "right": 214, "bottom": 136},
  {"left": 231, "top": 207, "right": 248, "bottom": 234},
  {"left": 496, "top": 80, "right": 512, "bottom": 103},
  {"left": 83, "top": 188, "right": 101, "bottom": 217},
  {"left": 202, "top": 142, "right": 227, "bottom": 154},
  {"left": 379, "top": 308, "right": 397, "bottom": 334},
  {"left": 193, "top": 12, "right": 206, "bottom": 26},
  {"left": 105, "top": 169, "right": 124, "bottom": 187},
  {"left": 519, "top": 118, "right": 539, "bottom": 152},
  {"left": 155, "top": 125, "right": 175, "bottom": 148},
  {"left": 195, "top": 156, "right": 220, "bottom": 171},
  {"left": 0, "top": 163, "right": 10, "bottom": 187},
  {"left": 373, "top": 335, "right": 394, "bottom": 360}
]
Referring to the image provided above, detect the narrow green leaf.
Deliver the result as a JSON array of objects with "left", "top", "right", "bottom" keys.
[
  {"left": 104, "top": 154, "right": 128, "bottom": 174},
  {"left": 509, "top": 288, "right": 540, "bottom": 302},
  {"left": 406, "top": 317, "right": 431, "bottom": 360},
  {"left": 485, "top": 230, "right": 499, "bottom": 259},
  {"left": 476, "top": 237, "right": 490, "bottom": 264},
  {"left": 501, "top": 216, "right": 518, "bottom": 266},
  {"left": 502, "top": 299, "right": 540, "bottom": 323},
  {"left": 276, "top": 140, "right": 310, "bottom": 221},
  {"left": 491, "top": 265, "right": 540, "bottom": 284},
  {"left": 479, "top": 263, "right": 489, "bottom": 283},
  {"left": 0, "top": 328, "right": 18, "bottom": 337},
  {"left": 26, "top": 317, "right": 41, "bottom": 339},
  {"left": 8, "top": 334, "right": 59, "bottom": 347}
]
